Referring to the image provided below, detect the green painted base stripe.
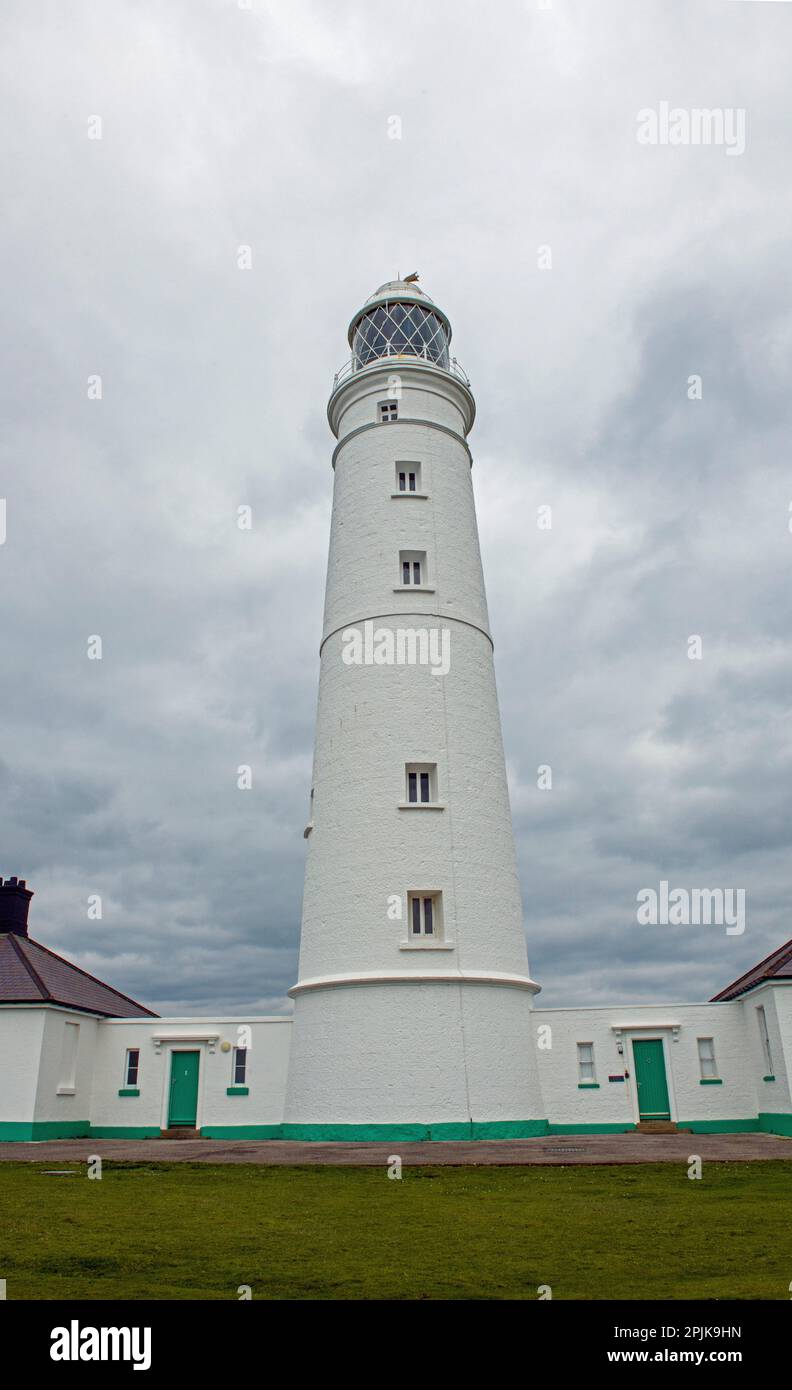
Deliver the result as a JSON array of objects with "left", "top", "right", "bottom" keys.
[
  {"left": 283, "top": 1123, "right": 450, "bottom": 1142},
  {"left": 471, "top": 1120, "right": 547, "bottom": 1139},
  {"left": 2, "top": 1116, "right": 782, "bottom": 1143},
  {"left": 0, "top": 1121, "right": 90, "bottom": 1141},
  {"left": 0, "top": 1119, "right": 547, "bottom": 1143},
  {"left": 0, "top": 1124, "right": 36, "bottom": 1141},
  {"left": 759, "top": 1112, "right": 792, "bottom": 1137},
  {"left": 280, "top": 1120, "right": 549, "bottom": 1142}
]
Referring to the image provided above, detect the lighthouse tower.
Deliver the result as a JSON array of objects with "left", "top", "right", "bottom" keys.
[{"left": 284, "top": 279, "right": 546, "bottom": 1139}]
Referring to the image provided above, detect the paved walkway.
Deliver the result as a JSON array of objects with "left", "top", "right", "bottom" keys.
[{"left": 0, "top": 1132, "right": 788, "bottom": 1166}]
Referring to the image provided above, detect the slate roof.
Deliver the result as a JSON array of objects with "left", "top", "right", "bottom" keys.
[
  {"left": 711, "top": 937, "right": 792, "bottom": 1002},
  {"left": 0, "top": 932, "right": 157, "bottom": 1017}
]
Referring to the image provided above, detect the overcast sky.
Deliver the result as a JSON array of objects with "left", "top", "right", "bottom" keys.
[{"left": 1, "top": 0, "right": 790, "bottom": 1014}]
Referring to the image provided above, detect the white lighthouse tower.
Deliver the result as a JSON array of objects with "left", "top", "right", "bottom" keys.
[{"left": 284, "top": 278, "right": 546, "bottom": 1140}]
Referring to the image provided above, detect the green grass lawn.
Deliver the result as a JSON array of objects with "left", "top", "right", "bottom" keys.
[{"left": 1, "top": 1160, "right": 790, "bottom": 1300}]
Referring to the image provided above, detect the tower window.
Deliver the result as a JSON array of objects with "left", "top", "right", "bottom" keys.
[
  {"left": 124, "top": 1048, "right": 140, "bottom": 1087},
  {"left": 395, "top": 462, "right": 421, "bottom": 493},
  {"left": 379, "top": 400, "right": 398, "bottom": 423},
  {"left": 577, "top": 1042, "right": 595, "bottom": 1083},
  {"left": 697, "top": 1037, "right": 718, "bottom": 1079},
  {"left": 398, "top": 550, "right": 426, "bottom": 586},
  {"left": 408, "top": 892, "right": 441, "bottom": 939},
  {"left": 405, "top": 763, "right": 437, "bottom": 804}
]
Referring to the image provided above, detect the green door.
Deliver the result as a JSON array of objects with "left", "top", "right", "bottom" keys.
[
  {"left": 168, "top": 1051, "right": 200, "bottom": 1127},
  {"left": 632, "top": 1039, "right": 670, "bottom": 1120}
]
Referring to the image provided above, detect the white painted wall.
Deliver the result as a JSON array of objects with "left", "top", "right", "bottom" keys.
[
  {"left": 534, "top": 1001, "right": 758, "bottom": 1127},
  {"left": 2, "top": 988, "right": 792, "bottom": 1137},
  {"left": 285, "top": 981, "right": 539, "bottom": 1125},
  {"left": 90, "top": 1017, "right": 292, "bottom": 1132},
  {"left": 0, "top": 1008, "right": 45, "bottom": 1124}
]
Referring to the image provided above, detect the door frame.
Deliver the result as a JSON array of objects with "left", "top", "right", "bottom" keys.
[
  {"left": 625, "top": 1031, "right": 677, "bottom": 1124},
  {"left": 162, "top": 1047, "right": 205, "bottom": 1130}
]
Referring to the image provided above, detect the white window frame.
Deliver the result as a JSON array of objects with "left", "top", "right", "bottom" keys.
[
  {"left": 393, "top": 461, "right": 425, "bottom": 498},
  {"left": 697, "top": 1036, "right": 718, "bottom": 1079},
  {"left": 124, "top": 1047, "right": 140, "bottom": 1087},
  {"left": 407, "top": 891, "right": 442, "bottom": 940},
  {"left": 397, "top": 549, "right": 428, "bottom": 588},
  {"left": 404, "top": 762, "right": 438, "bottom": 805},
  {"left": 232, "top": 1046, "right": 247, "bottom": 1086},
  {"left": 379, "top": 400, "right": 398, "bottom": 423},
  {"left": 577, "top": 1042, "right": 596, "bottom": 1083}
]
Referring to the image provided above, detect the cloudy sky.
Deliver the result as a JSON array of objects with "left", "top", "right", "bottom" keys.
[{"left": 1, "top": 0, "right": 790, "bottom": 1014}]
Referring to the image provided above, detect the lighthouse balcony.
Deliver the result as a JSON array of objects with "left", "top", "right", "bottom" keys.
[{"left": 331, "top": 345, "right": 471, "bottom": 393}]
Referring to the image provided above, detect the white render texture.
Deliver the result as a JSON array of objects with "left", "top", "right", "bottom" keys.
[{"left": 284, "top": 285, "right": 544, "bottom": 1128}]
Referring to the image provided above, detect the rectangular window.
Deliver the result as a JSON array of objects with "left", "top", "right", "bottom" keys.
[
  {"left": 59, "top": 1021, "right": 80, "bottom": 1092},
  {"left": 233, "top": 1047, "right": 247, "bottom": 1085},
  {"left": 577, "top": 1042, "right": 595, "bottom": 1083},
  {"left": 125, "top": 1048, "right": 140, "bottom": 1087},
  {"left": 405, "top": 763, "right": 437, "bottom": 804},
  {"left": 398, "top": 550, "right": 427, "bottom": 586},
  {"left": 757, "top": 1006, "right": 774, "bottom": 1075},
  {"left": 408, "top": 892, "right": 441, "bottom": 939},
  {"left": 697, "top": 1037, "right": 717, "bottom": 1079},
  {"left": 395, "top": 462, "right": 421, "bottom": 493},
  {"left": 379, "top": 400, "right": 398, "bottom": 423}
]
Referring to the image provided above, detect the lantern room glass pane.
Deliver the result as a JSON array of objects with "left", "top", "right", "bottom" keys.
[{"left": 353, "top": 301, "right": 450, "bottom": 369}]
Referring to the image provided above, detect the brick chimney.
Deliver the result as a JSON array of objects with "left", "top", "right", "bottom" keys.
[{"left": 0, "top": 876, "right": 34, "bottom": 935}]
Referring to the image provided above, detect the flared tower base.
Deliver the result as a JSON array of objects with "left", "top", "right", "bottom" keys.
[{"left": 284, "top": 977, "right": 547, "bottom": 1138}]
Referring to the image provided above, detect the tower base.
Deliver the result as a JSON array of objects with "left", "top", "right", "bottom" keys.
[{"left": 284, "top": 978, "right": 546, "bottom": 1134}]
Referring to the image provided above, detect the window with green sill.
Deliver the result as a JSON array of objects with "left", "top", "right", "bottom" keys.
[
  {"left": 697, "top": 1036, "right": 719, "bottom": 1082},
  {"left": 227, "top": 1046, "right": 249, "bottom": 1095},
  {"left": 119, "top": 1047, "right": 140, "bottom": 1095},
  {"left": 577, "top": 1042, "right": 598, "bottom": 1086}
]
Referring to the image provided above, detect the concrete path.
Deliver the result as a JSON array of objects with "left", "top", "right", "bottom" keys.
[{"left": 0, "top": 1132, "right": 789, "bottom": 1166}]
